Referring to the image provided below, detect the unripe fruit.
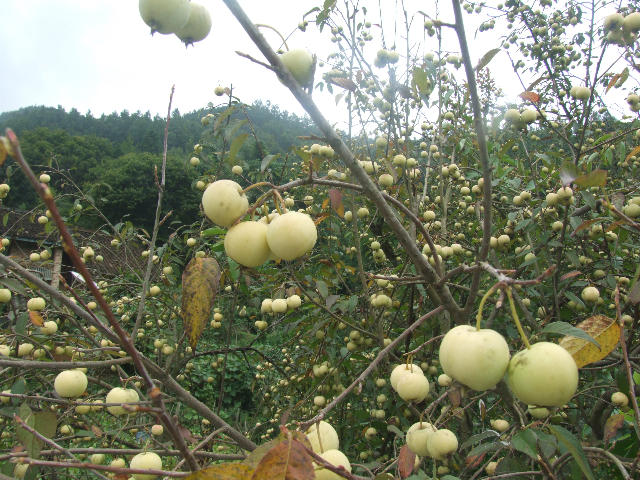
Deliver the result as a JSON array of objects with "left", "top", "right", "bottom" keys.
[
  {"left": 186, "top": 237, "right": 197, "bottom": 247},
  {"left": 224, "top": 221, "right": 271, "bottom": 267},
  {"left": 492, "top": 419, "right": 509, "bottom": 433},
  {"left": 379, "top": 173, "right": 394, "bottom": 187},
  {"left": 314, "top": 449, "right": 351, "bottom": 480},
  {"left": 271, "top": 298, "right": 288, "bottom": 313},
  {"left": 202, "top": 180, "right": 249, "bottom": 228},
  {"left": 612, "top": 392, "right": 629, "bottom": 406},
  {"left": 397, "top": 372, "right": 430, "bottom": 402},
  {"left": 266, "top": 212, "right": 317, "bottom": 261},
  {"left": 111, "top": 458, "right": 126, "bottom": 468},
  {"left": 90, "top": 454, "right": 106, "bottom": 465},
  {"left": 139, "top": 0, "right": 190, "bottom": 35},
  {"left": 27, "top": 297, "right": 46, "bottom": 311},
  {"left": 54, "top": 370, "right": 88, "bottom": 397},
  {"left": 306, "top": 420, "right": 339, "bottom": 453},
  {"left": 406, "top": 422, "right": 436, "bottom": 457},
  {"left": 175, "top": 2, "right": 212, "bottom": 47},
  {"left": 232, "top": 165, "right": 243, "bottom": 175},
  {"left": 439, "top": 325, "right": 510, "bottom": 391},
  {"left": 0, "top": 289, "right": 11, "bottom": 303},
  {"left": 390, "top": 364, "right": 423, "bottom": 391},
  {"left": 582, "top": 286, "right": 600, "bottom": 303},
  {"left": 438, "top": 374, "right": 452, "bottom": 387},
  {"left": 427, "top": 429, "right": 458, "bottom": 460},
  {"left": 508, "top": 342, "right": 578, "bottom": 406},
  {"left": 286, "top": 295, "right": 301, "bottom": 309},
  {"left": 41, "top": 320, "right": 58, "bottom": 335},
  {"left": 13, "top": 464, "right": 29, "bottom": 480},
  {"left": 105, "top": 387, "right": 140, "bottom": 415},
  {"left": 151, "top": 424, "right": 164, "bottom": 435},
  {"left": 130, "top": 452, "right": 162, "bottom": 480},
  {"left": 280, "top": 49, "right": 314, "bottom": 87}
]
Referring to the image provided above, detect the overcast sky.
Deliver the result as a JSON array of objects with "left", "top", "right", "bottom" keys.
[{"left": 1, "top": 1, "right": 629, "bottom": 129}]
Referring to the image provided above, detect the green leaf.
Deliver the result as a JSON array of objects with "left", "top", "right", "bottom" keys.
[
  {"left": 511, "top": 429, "right": 538, "bottom": 459},
  {"left": 228, "top": 133, "right": 249, "bottom": 165},
  {"left": 412, "top": 67, "right": 431, "bottom": 96},
  {"left": 559, "top": 161, "right": 580, "bottom": 186},
  {"left": 574, "top": 170, "right": 607, "bottom": 188},
  {"left": 261, "top": 154, "right": 281, "bottom": 172},
  {"left": 316, "top": 280, "right": 329, "bottom": 299},
  {"left": 17, "top": 404, "right": 42, "bottom": 459},
  {"left": 201, "top": 227, "right": 227, "bottom": 237},
  {"left": 475, "top": 48, "right": 501, "bottom": 71},
  {"left": 386, "top": 424, "right": 404, "bottom": 440},
  {"left": 543, "top": 322, "right": 600, "bottom": 348},
  {"left": 548, "top": 425, "right": 595, "bottom": 480},
  {"left": 564, "top": 290, "right": 585, "bottom": 309},
  {"left": 460, "top": 430, "right": 499, "bottom": 449},
  {"left": 15, "top": 312, "right": 29, "bottom": 335}
]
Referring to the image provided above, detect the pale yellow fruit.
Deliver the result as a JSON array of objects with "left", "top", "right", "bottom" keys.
[
  {"left": 130, "top": 452, "right": 162, "bottom": 480},
  {"left": 520, "top": 109, "right": 537, "bottom": 123},
  {"left": 175, "top": 2, "right": 211, "bottom": 46},
  {"left": 427, "top": 429, "right": 458, "bottom": 460},
  {"left": 397, "top": 372, "right": 430, "bottom": 402},
  {"left": 287, "top": 295, "right": 301, "bottom": 309},
  {"left": 508, "top": 342, "right": 578, "bottom": 406},
  {"left": 266, "top": 212, "right": 317, "bottom": 261},
  {"left": 390, "top": 364, "right": 422, "bottom": 391},
  {"left": 17, "top": 344, "right": 34, "bottom": 357},
  {"left": 271, "top": 299, "right": 288, "bottom": 314},
  {"left": 623, "top": 12, "right": 640, "bottom": 33},
  {"left": 612, "top": 392, "right": 629, "bottom": 406},
  {"left": 305, "top": 420, "right": 339, "bottom": 453},
  {"left": 439, "top": 325, "right": 510, "bottom": 391},
  {"left": 151, "top": 424, "right": 164, "bottom": 435},
  {"left": 106, "top": 387, "right": 140, "bottom": 415},
  {"left": 314, "top": 449, "right": 351, "bottom": 480},
  {"left": 27, "top": 297, "right": 46, "bottom": 311},
  {"left": 492, "top": 419, "right": 510, "bottom": 433},
  {"left": 54, "top": 370, "right": 88, "bottom": 398},
  {"left": 90, "top": 454, "right": 106, "bottom": 465},
  {"left": 41, "top": 320, "right": 58, "bottom": 335},
  {"left": 528, "top": 406, "right": 550, "bottom": 418},
  {"left": 0, "top": 289, "right": 11, "bottom": 303},
  {"left": 280, "top": 49, "right": 314, "bottom": 87},
  {"left": 13, "top": 464, "right": 29, "bottom": 480},
  {"left": 202, "top": 180, "right": 249, "bottom": 228},
  {"left": 407, "top": 422, "right": 437, "bottom": 457},
  {"left": 224, "top": 222, "right": 271, "bottom": 267},
  {"left": 111, "top": 458, "right": 126, "bottom": 468},
  {"left": 139, "top": 0, "right": 190, "bottom": 35}
]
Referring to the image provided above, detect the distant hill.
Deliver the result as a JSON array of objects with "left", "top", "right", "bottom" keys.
[{"left": 0, "top": 101, "right": 320, "bottom": 234}]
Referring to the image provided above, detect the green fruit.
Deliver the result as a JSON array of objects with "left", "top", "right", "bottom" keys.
[
  {"left": 175, "top": 2, "right": 211, "bottom": 47},
  {"left": 202, "top": 180, "right": 249, "bottom": 228},
  {"left": 130, "top": 452, "right": 162, "bottom": 480},
  {"left": 280, "top": 49, "right": 314, "bottom": 87},
  {"left": 439, "top": 325, "right": 510, "bottom": 391},
  {"left": 508, "top": 342, "right": 578, "bottom": 407},
  {"left": 139, "top": 0, "right": 191, "bottom": 35},
  {"left": 266, "top": 212, "right": 317, "bottom": 261},
  {"left": 224, "top": 221, "right": 271, "bottom": 267}
]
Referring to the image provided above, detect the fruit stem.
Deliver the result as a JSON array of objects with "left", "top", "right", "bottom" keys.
[
  {"left": 476, "top": 283, "right": 499, "bottom": 331},
  {"left": 506, "top": 287, "right": 531, "bottom": 349},
  {"left": 255, "top": 24, "right": 289, "bottom": 51},
  {"left": 242, "top": 181, "right": 274, "bottom": 194},
  {"left": 272, "top": 190, "right": 286, "bottom": 215}
]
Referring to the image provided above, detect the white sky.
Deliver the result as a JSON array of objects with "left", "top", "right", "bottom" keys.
[{"left": 0, "top": 1, "right": 629, "bottom": 129}]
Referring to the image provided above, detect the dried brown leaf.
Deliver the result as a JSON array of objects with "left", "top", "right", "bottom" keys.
[
  {"left": 398, "top": 444, "right": 416, "bottom": 479},
  {"left": 182, "top": 257, "right": 221, "bottom": 350},
  {"left": 518, "top": 91, "right": 540, "bottom": 103},
  {"left": 328, "top": 77, "right": 357, "bottom": 92},
  {"left": 604, "top": 414, "right": 625, "bottom": 444},
  {"left": 250, "top": 433, "right": 315, "bottom": 480}
]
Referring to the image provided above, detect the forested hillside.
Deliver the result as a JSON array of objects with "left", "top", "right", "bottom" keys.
[{"left": 0, "top": 101, "right": 319, "bottom": 232}]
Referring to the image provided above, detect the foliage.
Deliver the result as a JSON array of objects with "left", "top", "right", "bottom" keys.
[{"left": 0, "top": 0, "right": 640, "bottom": 479}]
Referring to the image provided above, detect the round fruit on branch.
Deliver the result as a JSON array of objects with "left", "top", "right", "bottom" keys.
[
  {"left": 266, "top": 212, "right": 317, "bottom": 261},
  {"left": 224, "top": 221, "right": 272, "bottom": 267},
  {"left": 507, "top": 342, "right": 578, "bottom": 407},
  {"left": 175, "top": 2, "right": 212, "bottom": 47},
  {"left": 439, "top": 325, "right": 510, "bottom": 391},
  {"left": 279, "top": 49, "right": 314, "bottom": 87},
  {"left": 139, "top": 0, "right": 191, "bottom": 35},
  {"left": 201, "top": 180, "right": 249, "bottom": 228}
]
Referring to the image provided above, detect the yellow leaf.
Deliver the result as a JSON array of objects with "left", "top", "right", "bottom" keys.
[
  {"left": 182, "top": 257, "right": 222, "bottom": 350},
  {"left": 322, "top": 198, "right": 330, "bottom": 209},
  {"left": 625, "top": 145, "right": 640, "bottom": 162},
  {"left": 183, "top": 463, "right": 253, "bottom": 480},
  {"left": 559, "top": 315, "right": 621, "bottom": 368}
]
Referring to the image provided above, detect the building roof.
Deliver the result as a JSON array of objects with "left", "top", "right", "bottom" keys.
[{"left": 0, "top": 206, "right": 157, "bottom": 279}]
